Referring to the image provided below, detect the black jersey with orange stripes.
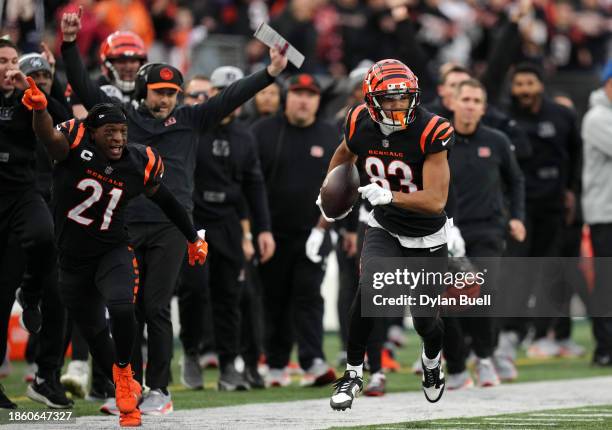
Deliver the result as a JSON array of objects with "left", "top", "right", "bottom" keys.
[
  {"left": 53, "top": 118, "right": 164, "bottom": 261},
  {"left": 344, "top": 104, "right": 454, "bottom": 237}
]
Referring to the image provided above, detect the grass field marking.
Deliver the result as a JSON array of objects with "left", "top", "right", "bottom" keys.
[{"left": 484, "top": 417, "right": 604, "bottom": 421}]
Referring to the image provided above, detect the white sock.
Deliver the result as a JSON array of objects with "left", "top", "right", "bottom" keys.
[
  {"left": 346, "top": 363, "right": 363, "bottom": 378},
  {"left": 422, "top": 350, "right": 441, "bottom": 369}
]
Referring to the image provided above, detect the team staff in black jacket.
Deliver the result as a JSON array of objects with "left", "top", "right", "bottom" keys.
[
  {"left": 442, "top": 79, "right": 525, "bottom": 390},
  {"left": 177, "top": 67, "right": 274, "bottom": 391},
  {"left": 60, "top": 7, "right": 287, "bottom": 414},
  {"left": 252, "top": 74, "right": 337, "bottom": 387},
  {"left": 0, "top": 41, "right": 69, "bottom": 409},
  {"left": 499, "top": 63, "right": 581, "bottom": 363}
]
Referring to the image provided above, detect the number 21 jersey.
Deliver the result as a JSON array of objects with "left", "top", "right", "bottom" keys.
[
  {"left": 345, "top": 104, "right": 454, "bottom": 238},
  {"left": 53, "top": 119, "right": 164, "bottom": 260}
]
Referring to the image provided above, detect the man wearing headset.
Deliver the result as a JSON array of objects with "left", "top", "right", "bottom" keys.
[{"left": 60, "top": 6, "right": 288, "bottom": 415}]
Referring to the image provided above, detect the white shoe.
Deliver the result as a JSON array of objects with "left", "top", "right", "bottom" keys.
[
  {"left": 300, "top": 358, "right": 336, "bottom": 387},
  {"left": 60, "top": 360, "right": 89, "bottom": 398},
  {"left": 475, "top": 358, "right": 500, "bottom": 387},
  {"left": 198, "top": 352, "right": 219, "bottom": 369},
  {"left": 140, "top": 389, "right": 173, "bottom": 415},
  {"left": 496, "top": 331, "right": 519, "bottom": 361},
  {"left": 446, "top": 370, "right": 474, "bottom": 390},
  {"left": 411, "top": 356, "right": 423, "bottom": 375},
  {"left": 557, "top": 339, "right": 586, "bottom": 357},
  {"left": 493, "top": 353, "right": 518, "bottom": 381},
  {"left": 387, "top": 325, "right": 407, "bottom": 347},
  {"left": 266, "top": 368, "right": 291, "bottom": 387},
  {"left": 527, "top": 338, "right": 561, "bottom": 358},
  {"left": 99, "top": 397, "right": 119, "bottom": 415}
]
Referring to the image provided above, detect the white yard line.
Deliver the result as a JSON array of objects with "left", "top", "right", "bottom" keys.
[{"left": 5, "top": 376, "right": 612, "bottom": 430}]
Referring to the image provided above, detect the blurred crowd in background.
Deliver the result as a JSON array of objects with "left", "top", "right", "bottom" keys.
[{"left": 0, "top": 1, "right": 609, "bottom": 83}]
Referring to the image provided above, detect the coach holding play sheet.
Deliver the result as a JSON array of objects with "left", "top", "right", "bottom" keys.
[{"left": 60, "top": 6, "right": 287, "bottom": 414}]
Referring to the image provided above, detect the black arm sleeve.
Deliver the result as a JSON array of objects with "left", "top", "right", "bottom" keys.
[
  {"left": 185, "top": 69, "right": 275, "bottom": 131},
  {"left": 50, "top": 74, "right": 72, "bottom": 114},
  {"left": 149, "top": 183, "right": 198, "bottom": 242},
  {"left": 499, "top": 137, "right": 526, "bottom": 221},
  {"left": 481, "top": 21, "right": 522, "bottom": 104},
  {"left": 61, "top": 41, "right": 112, "bottom": 109},
  {"left": 242, "top": 138, "right": 272, "bottom": 232}
]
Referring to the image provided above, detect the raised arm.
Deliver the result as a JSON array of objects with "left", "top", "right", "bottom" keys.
[
  {"left": 60, "top": 6, "right": 111, "bottom": 109},
  {"left": 20, "top": 76, "right": 70, "bottom": 161},
  {"left": 186, "top": 46, "right": 288, "bottom": 130}
]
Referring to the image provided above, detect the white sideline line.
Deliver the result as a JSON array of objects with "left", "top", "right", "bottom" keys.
[
  {"left": 530, "top": 413, "right": 612, "bottom": 417},
  {"left": 485, "top": 417, "right": 603, "bottom": 422},
  {"left": 5, "top": 376, "right": 612, "bottom": 429}
]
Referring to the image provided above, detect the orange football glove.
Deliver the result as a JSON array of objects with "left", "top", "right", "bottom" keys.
[
  {"left": 188, "top": 229, "right": 208, "bottom": 266},
  {"left": 22, "top": 77, "right": 48, "bottom": 111}
]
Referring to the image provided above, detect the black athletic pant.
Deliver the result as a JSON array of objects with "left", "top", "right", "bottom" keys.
[
  {"left": 588, "top": 223, "right": 612, "bottom": 358},
  {"left": 259, "top": 234, "right": 327, "bottom": 370},
  {"left": 346, "top": 227, "right": 446, "bottom": 367},
  {"left": 502, "top": 205, "right": 564, "bottom": 340},
  {"left": 178, "top": 220, "right": 243, "bottom": 369},
  {"left": 336, "top": 229, "right": 360, "bottom": 350},
  {"left": 0, "top": 235, "right": 26, "bottom": 367},
  {"left": 0, "top": 190, "right": 56, "bottom": 305},
  {"left": 240, "top": 262, "right": 264, "bottom": 367},
  {"left": 443, "top": 231, "right": 504, "bottom": 374},
  {"left": 59, "top": 246, "right": 138, "bottom": 382},
  {"left": 129, "top": 222, "right": 186, "bottom": 390}
]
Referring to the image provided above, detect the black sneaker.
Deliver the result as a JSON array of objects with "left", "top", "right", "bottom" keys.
[
  {"left": 330, "top": 370, "right": 363, "bottom": 411},
  {"left": 27, "top": 378, "right": 74, "bottom": 409},
  {"left": 86, "top": 380, "right": 116, "bottom": 401},
  {"left": 218, "top": 364, "right": 250, "bottom": 391},
  {"left": 243, "top": 365, "right": 265, "bottom": 389},
  {"left": 422, "top": 359, "right": 445, "bottom": 403},
  {"left": 15, "top": 288, "right": 42, "bottom": 334},
  {"left": 592, "top": 353, "right": 612, "bottom": 367},
  {"left": 0, "top": 384, "right": 17, "bottom": 409}
]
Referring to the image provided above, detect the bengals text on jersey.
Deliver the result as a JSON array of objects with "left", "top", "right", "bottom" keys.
[
  {"left": 53, "top": 118, "right": 164, "bottom": 260},
  {"left": 345, "top": 104, "right": 454, "bottom": 237}
]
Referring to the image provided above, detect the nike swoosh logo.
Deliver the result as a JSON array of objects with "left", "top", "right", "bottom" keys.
[
  {"left": 430, "top": 245, "right": 444, "bottom": 252},
  {"left": 441, "top": 138, "right": 450, "bottom": 146}
]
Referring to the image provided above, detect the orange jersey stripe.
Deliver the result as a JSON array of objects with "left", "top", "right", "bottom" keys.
[
  {"left": 420, "top": 116, "right": 440, "bottom": 153},
  {"left": 431, "top": 121, "right": 450, "bottom": 141},
  {"left": 143, "top": 147, "right": 156, "bottom": 185},
  {"left": 349, "top": 104, "right": 366, "bottom": 141},
  {"left": 70, "top": 123, "right": 86, "bottom": 149},
  {"left": 439, "top": 127, "right": 454, "bottom": 140},
  {"left": 68, "top": 119, "right": 75, "bottom": 133}
]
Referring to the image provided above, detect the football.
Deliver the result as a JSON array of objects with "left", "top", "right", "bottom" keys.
[{"left": 320, "top": 162, "right": 360, "bottom": 219}]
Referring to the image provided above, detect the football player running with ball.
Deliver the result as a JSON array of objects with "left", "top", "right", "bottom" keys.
[
  {"left": 22, "top": 77, "right": 208, "bottom": 427},
  {"left": 320, "top": 60, "right": 455, "bottom": 409}
]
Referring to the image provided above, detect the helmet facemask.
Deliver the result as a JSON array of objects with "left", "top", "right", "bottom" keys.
[{"left": 365, "top": 88, "right": 421, "bottom": 128}]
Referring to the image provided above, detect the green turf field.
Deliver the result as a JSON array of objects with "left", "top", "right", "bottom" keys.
[
  {"left": 348, "top": 405, "right": 612, "bottom": 429},
  {"left": 1, "top": 319, "right": 610, "bottom": 417}
]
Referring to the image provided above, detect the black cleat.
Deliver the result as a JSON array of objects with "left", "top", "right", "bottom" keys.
[
  {"left": 218, "top": 364, "right": 250, "bottom": 391},
  {"left": 422, "top": 359, "right": 445, "bottom": 403},
  {"left": 27, "top": 378, "right": 74, "bottom": 409},
  {"left": 244, "top": 365, "right": 265, "bottom": 389},
  {"left": 330, "top": 370, "right": 363, "bottom": 411},
  {"left": 15, "top": 288, "right": 41, "bottom": 334},
  {"left": 0, "top": 384, "right": 17, "bottom": 409}
]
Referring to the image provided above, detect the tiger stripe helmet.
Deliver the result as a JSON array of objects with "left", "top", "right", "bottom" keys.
[
  {"left": 363, "top": 59, "right": 421, "bottom": 128},
  {"left": 99, "top": 31, "right": 147, "bottom": 92}
]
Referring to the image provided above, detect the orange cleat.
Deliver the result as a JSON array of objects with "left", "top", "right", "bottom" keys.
[
  {"left": 120, "top": 408, "right": 142, "bottom": 427},
  {"left": 113, "top": 364, "right": 142, "bottom": 413},
  {"left": 381, "top": 348, "right": 401, "bottom": 372}
]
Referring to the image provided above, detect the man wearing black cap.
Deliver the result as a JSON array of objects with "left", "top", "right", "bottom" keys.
[
  {"left": 60, "top": 7, "right": 287, "bottom": 414},
  {"left": 177, "top": 65, "right": 274, "bottom": 391},
  {"left": 252, "top": 73, "right": 337, "bottom": 387}
]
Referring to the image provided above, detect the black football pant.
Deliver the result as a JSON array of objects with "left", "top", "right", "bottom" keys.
[
  {"left": 240, "top": 261, "right": 264, "bottom": 366},
  {"left": 259, "top": 234, "right": 327, "bottom": 370},
  {"left": 178, "top": 220, "right": 243, "bottom": 369},
  {"left": 0, "top": 190, "right": 55, "bottom": 306},
  {"left": 0, "top": 196, "right": 65, "bottom": 383},
  {"left": 588, "top": 223, "right": 612, "bottom": 358},
  {"left": 129, "top": 222, "right": 186, "bottom": 390},
  {"left": 59, "top": 246, "right": 138, "bottom": 382},
  {"left": 346, "top": 227, "right": 446, "bottom": 367},
  {"left": 443, "top": 230, "right": 504, "bottom": 374},
  {"left": 501, "top": 205, "right": 564, "bottom": 340}
]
